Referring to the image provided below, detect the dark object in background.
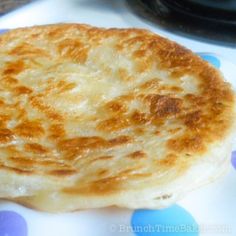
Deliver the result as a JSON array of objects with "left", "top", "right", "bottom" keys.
[
  {"left": 164, "top": 0, "right": 236, "bottom": 22},
  {"left": 127, "top": 0, "right": 236, "bottom": 47},
  {"left": 0, "top": 0, "right": 33, "bottom": 15}
]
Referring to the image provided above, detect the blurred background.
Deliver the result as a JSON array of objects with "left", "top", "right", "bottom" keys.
[
  {"left": 0, "top": 0, "right": 235, "bottom": 59},
  {"left": 0, "top": 0, "right": 33, "bottom": 15}
]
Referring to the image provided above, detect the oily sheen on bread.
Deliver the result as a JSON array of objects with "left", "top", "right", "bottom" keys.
[{"left": 0, "top": 24, "right": 235, "bottom": 212}]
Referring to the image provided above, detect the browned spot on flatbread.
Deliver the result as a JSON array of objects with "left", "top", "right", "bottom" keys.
[
  {"left": 130, "top": 110, "right": 149, "bottom": 125},
  {"left": 0, "top": 128, "right": 14, "bottom": 143},
  {"left": 108, "top": 135, "right": 132, "bottom": 146},
  {"left": 58, "top": 136, "right": 108, "bottom": 151},
  {"left": 1, "top": 76, "right": 18, "bottom": 85},
  {"left": 95, "top": 169, "right": 110, "bottom": 177},
  {"left": 30, "top": 96, "right": 63, "bottom": 121},
  {"left": 58, "top": 136, "right": 108, "bottom": 161},
  {"left": 9, "top": 157, "right": 36, "bottom": 167},
  {"left": 3, "top": 60, "right": 25, "bottom": 76},
  {"left": 48, "top": 123, "right": 65, "bottom": 139},
  {"left": 0, "top": 115, "right": 10, "bottom": 128},
  {"left": 24, "top": 143, "right": 49, "bottom": 154},
  {"left": 150, "top": 95, "right": 183, "bottom": 118},
  {"left": 0, "top": 100, "right": 5, "bottom": 106},
  {"left": 14, "top": 86, "right": 33, "bottom": 95},
  {"left": 57, "top": 39, "right": 89, "bottom": 63},
  {"left": 14, "top": 121, "right": 44, "bottom": 138},
  {"left": 47, "top": 169, "right": 77, "bottom": 177},
  {"left": 97, "top": 117, "right": 130, "bottom": 132},
  {"left": 89, "top": 155, "right": 113, "bottom": 164},
  {"left": 167, "top": 135, "right": 205, "bottom": 153},
  {"left": 58, "top": 81, "right": 76, "bottom": 93},
  {"left": 0, "top": 163, "right": 33, "bottom": 175},
  {"left": 58, "top": 135, "right": 131, "bottom": 161},
  {"left": 105, "top": 100, "right": 127, "bottom": 113},
  {"left": 184, "top": 94, "right": 206, "bottom": 106},
  {"left": 184, "top": 110, "right": 202, "bottom": 129},
  {"left": 59, "top": 135, "right": 131, "bottom": 152},
  {"left": 158, "top": 153, "right": 178, "bottom": 167},
  {"left": 118, "top": 68, "right": 134, "bottom": 82},
  {"left": 63, "top": 176, "right": 122, "bottom": 195},
  {"left": 9, "top": 43, "right": 48, "bottom": 57},
  {"left": 9, "top": 156, "right": 70, "bottom": 170},
  {"left": 127, "top": 151, "right": 146, "bottom": 159},
  {"left": 139, "top": 79, "right": 159, "bottom": 90}
]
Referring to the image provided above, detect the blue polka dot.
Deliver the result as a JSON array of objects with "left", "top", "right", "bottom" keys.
[
  {"left": 131, "top": 204, "right": 199, "bottom": 236},
  {"left": 0, "top": 29, "right": 8, "bottom": 34},
  {"left": 197, "top": 53, "right": 221, "bottom": 68},
  {"left": 231, "top": 151, "right": 236, "bottom": 170},
  {"left": 0, "top": 211, "right": 28, "bottom": 236}
]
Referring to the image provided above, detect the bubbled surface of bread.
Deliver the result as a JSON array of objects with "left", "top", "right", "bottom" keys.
[{"left": 0, "top": 24, "right": 235, "bottom": 212}]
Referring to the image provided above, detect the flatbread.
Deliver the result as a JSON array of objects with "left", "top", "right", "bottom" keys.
[{"left": 0, "top": 24, "right": 235, "bottom": 212}]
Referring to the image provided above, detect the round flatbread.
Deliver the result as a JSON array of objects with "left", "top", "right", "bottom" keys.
[{"left": 0, "top": 24, "right": 235, "bottom": 212}]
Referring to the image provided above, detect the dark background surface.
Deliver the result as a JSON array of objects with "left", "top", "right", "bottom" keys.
[
  {"left": 0, "top": 0, "right": 33, "bottom": 15},
  {"left": 127, "top": 0, "right": 236, "bottom": 47},
  {"left": 187, "top": 0, "right": 236, "bottom": 12}
]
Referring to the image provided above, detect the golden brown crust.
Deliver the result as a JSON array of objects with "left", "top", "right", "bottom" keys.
[{"left": 0, "top": 24, "right": 235, "bottom": 207}]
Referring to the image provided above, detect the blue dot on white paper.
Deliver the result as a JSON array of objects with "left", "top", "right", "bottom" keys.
[
  {"left": 231, "top": 151, "right": 236, "bottom": 170},
  {"left": 0, "top": 211, "right": 28, "bottom": 236},
  {"left": 198, "top": 53, "right": 221, "bottom": 68},
  {"left": 131, "top": 204, "right": 199, "bottom": 236},
  {"left": 0, "top": 29, "right": 8, "bottom": 34}
]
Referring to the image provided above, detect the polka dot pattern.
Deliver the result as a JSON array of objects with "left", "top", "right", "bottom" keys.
[
  {"left": 197, "top": 53, "right": 221, "bottom": 68},
  {"left": 231, "top": 151, "right": 236, "bottom": 170},
  {"left": 0, "top": 29, "right": 8, "bottom": 34},
  {"left": 131, "top": 205, "right": 199, "bottom": 236},
  {"left": 0, "top": 211, "right": 28, "bottom": 236}
]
